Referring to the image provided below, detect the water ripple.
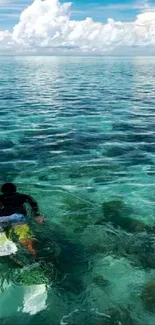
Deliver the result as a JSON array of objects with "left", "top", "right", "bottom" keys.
[{"left": 0, "top": 56, "right": 155, "bottom": 324}]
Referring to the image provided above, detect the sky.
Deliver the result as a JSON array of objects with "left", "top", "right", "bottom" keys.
[
  {"left": 0, "top": 0, "right": 153, "bottom": 30},
  {"left": 0, "top": 0, "right": 155, "bottom": 55}
]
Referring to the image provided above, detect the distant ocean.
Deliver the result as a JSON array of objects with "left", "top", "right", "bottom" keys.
[{"left": 0, "top": 56, "right": 155, "bottom": 324}]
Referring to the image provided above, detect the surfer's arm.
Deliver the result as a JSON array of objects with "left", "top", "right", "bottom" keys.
[
  {"left": 0, "top": 195, "right": 4, "bottom": 211},
  {"left": 23, "top": 194, "right": 44, "bottom": 223},
  {"left": 24, "top": 195, "right": 40, "bottom": 217}
]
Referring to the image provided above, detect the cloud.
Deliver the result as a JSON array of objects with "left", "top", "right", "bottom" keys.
[{"left": 1, "top": 0, "right": 155, "bottom": 54}]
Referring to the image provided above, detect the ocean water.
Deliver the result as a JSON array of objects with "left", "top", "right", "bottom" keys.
[{"left": 0, "top": 56, "right": 155, "bottom": 324}]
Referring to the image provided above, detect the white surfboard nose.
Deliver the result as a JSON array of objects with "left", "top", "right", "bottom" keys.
[
  {"left": 0, "top": 233, "right": 17, "bottom": 256},
  {"left": 22, "top": 284, "right": 47, "bottom": 315}
]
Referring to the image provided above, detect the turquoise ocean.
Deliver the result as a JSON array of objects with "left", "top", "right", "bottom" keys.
[{"left": 1, "top": 56, "right": 155, "bottom": 324}]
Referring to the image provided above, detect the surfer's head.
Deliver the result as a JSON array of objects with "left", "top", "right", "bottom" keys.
[{"left": 1, "top": 183, "right": 17, "bottom": 194}]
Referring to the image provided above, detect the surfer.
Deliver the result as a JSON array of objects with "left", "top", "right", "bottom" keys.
[{"left": 0, "top": 183, "right": 44, "bottom": 256}]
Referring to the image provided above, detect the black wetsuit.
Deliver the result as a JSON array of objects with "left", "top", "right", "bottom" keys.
[{"left": 0, "top": 192, "right": 39, "bottom": 217}]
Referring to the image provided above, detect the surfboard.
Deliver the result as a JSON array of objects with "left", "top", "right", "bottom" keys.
[{"left": 0, "top": 232, "right": 17, "bottom": 257}]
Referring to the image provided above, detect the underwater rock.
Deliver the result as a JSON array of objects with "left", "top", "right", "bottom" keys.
[
  {"left": 62, "top": 193, "right": 101, "bottom": 229},
  {"left": 142, "top": 280, "right": 155, "bottom": 312},
  {"left": 126, "top": 150, "right": 153, "bottom": 166},
  {"left": 59, "top": 307, "right": 135, "bottom": 325},
  {"left": 93, "top": 274, "right": 110, "bottom": 288},
  {"left": 63, "top": 306, "right": 136, "bottom": 325},
  {"left": 88, "top": 243, "right": 107, "bottom": 254},
  {"left": 60, "top": 274, "right": 85, "bottom": 294},
  {"left": 105, "top": 145, "right": 132, "bottom": 158},
  {"left": 98, "top": 306, "right": 135, "bottom": 325},
  {"left": 93, "top": 176, "right": 112, "bottom": 184},
  {"left": 143, "top": 253, "right": 155, "bottom": 269},
  {"left": 130, "top": 219, "right": 151, "bottom": 233},
  {"left": 0, "top": 139, "right": 14, "bottom": 150},
  {"left": 81, "top": 224, "right": 123, "bottom": 257},
  {"left": 96, "top": 200, "right": 149, "bottom": 233},
  {"left": 141, "top": 143, "right": 155, "bottom": 154},
  {"left": 96, "top": 200, "right": 124, "bottom": 225},
  {"left": 113, "top": 122, "right": 136, "bottom": 133},
  {"left": 86, "top": 227, "right": 155, "bottom": 270},
  {"left": 103, "top": 200, "right": 124, "bottom": 219},
  {"left": 63, "top": 194, "right": 90, "bottom": 212},
  {"left": 124, "top": 232, "right": 155, "bottom": 269}
]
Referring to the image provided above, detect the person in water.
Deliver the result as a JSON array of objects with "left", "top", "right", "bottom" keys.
[{"left": 0, "top": 183, "right": 44, "bottom": 256}]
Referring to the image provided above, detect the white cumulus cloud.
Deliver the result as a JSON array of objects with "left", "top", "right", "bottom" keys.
[{"left": 1, "top": 0, "right": 155, "bottom": 54}]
